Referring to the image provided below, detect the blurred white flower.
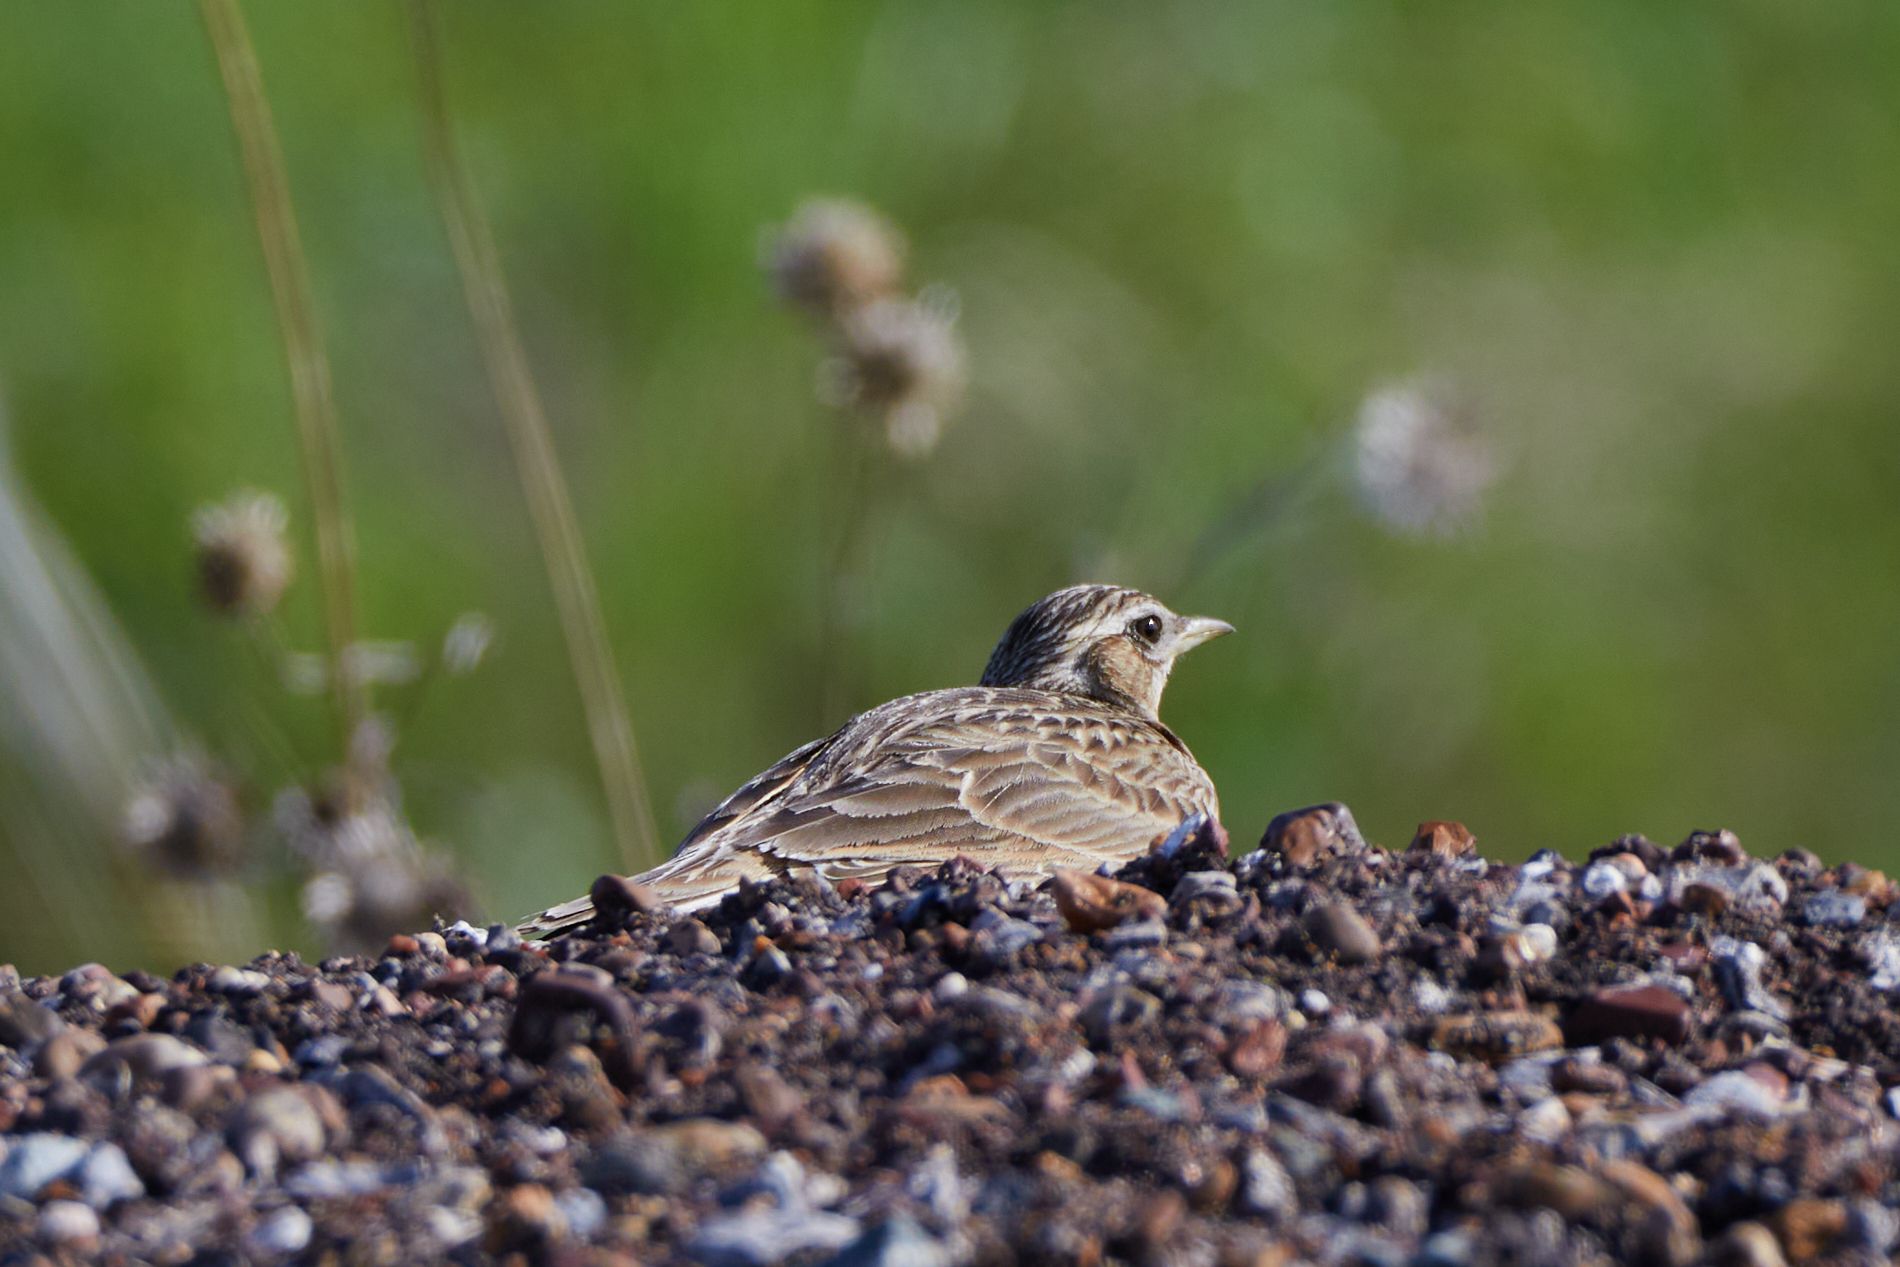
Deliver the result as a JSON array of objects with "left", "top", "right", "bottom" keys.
[{"left": 1352, "top": 378, "right": 1497, "bottom": 536}]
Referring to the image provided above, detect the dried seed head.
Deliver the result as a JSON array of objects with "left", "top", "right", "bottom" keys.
[
  {"left": 826, "top": 294, "right": 967, "bottom": 459},
  {"left": 1352, "top": 379, "right": 1498, "bottom": 537},
  {"left": 301, "top": 852, "right": 471, "bottom": 952},
  {"left": 764, "top": 199, "right": 907, "bottom": 320},
  {"left": 191, "top": 490, "right": 293, "bottom": 617},
  {"left": 276, "top": 774, "right": 470, "bottom": 951},
  {"left": 442, "top": 612, "right": 493, "bottom": 676},
  {"left": 121, "top": 754, "right": 245, "bottom": 878}
]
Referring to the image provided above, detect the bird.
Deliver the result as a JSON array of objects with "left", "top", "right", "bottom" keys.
[{"left": 517, "top": 584, "right": 1231, "bottom": 935}]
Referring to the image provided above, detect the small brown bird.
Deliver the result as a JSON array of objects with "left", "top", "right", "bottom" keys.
[{"left": 517, "top": 584, "right": 1231, "bottom": 935}]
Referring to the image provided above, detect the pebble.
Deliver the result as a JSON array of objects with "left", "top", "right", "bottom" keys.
[
  {"left": 228, "top": 1085, "right": 338, "bottom": 1175},
  {"left": 208, "top": 966, "right": 273, "bottom": 996},
  {"left": 1409, "top": 819, "right": 1476, "bottom": 859},
  {"left": 74, "top": 1141, "right": 145, "bottom": 1206},
  {"left": 1580, "top": 860, "right": 1629, "bottom": 899},
  {"left": 669, "top": 919, "right": 723, "bottom": 956},
  {"left": 247, "top": 1206, "right": 315, "bottom": 1256},
  {"left": 1050, "top": 869, "right": 1166, "bottom": 932},
  {"left": 0, "top": 1134, "right": 90, "bottom": 1199},
  {"left": 0, "top": 988, "right": 65, "bottom": 1049},
  {"left": 1304, "top": 902, "right": 1382, "bottom": 963},
  {"left": 1711, "top": 1221, "right": 1787, "bottom": 1267},
  {"left": 690, "top": 1206, "right": 862, "bottom": 1267},
  {"left": 1260, "top": 802, "right": 1366, "bottom": 866},
  {"left": 1798, "top": 891, "right": 1866, "bottom": 927},
  {"left": 1768, "top": 1197, "right": 1846, "bottom": 1262},
  {"left": 81, "top": 1032, "right": 208, "bottom": 1082},
  {"left": 554, "top": 1186, "right": 609, "bottom": 1240},
  {"left": 36, "top": 1199, "right": 99, "bottom": 1246},
  {"left": 820, "top": 1214, "right": 952, "bottom": 1267},
  {"left": 1684, "top": 1070, "right": 1793, "bottom": 1118},
  {"left": 1432, "top": 1011, "right": 1562, "bottom": 1062},
  {"left": 1565, "top": 984, "right": 1691, "bottom": 1046}
]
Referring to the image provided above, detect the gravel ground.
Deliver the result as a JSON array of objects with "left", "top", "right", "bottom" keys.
[{"left": 3, "top": 807, "right": 1899, "bottom": 1266}]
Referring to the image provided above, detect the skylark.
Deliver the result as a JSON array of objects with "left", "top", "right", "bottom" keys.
[{"left": 518, "top": 584, "right": 1231, "bottom": 935}]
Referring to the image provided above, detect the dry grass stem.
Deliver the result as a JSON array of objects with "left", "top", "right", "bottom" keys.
[
  {"left": 198, "top": 0, "right": 366, "bottom": 748},
  {"left": 404, "top": 0, "right": 659, "bottom": 869}
]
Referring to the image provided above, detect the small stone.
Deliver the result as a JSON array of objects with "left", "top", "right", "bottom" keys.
[
  {"left": 1171, "top": 870, "right": 1241, "bottom": 913},
  {"left": 1238, "top": 1148, "right": 1296, "bottom": 1220},
  {"left": 690, "top": 1205, "right": 861, "bottom": 1267},
  {"left": 1409, "top": 820, "right": 1475, "bottom": 859},
  {"left": 208, "top": 965, "right": 272, "bottom": 996},
  {"left": 1080, "top": 985, "right": 1161, "bottom": 1044},
  {"left": 1565, "top": 984, "right": 1691, "bottom": 1046},
  {"left": 820, "top": 1215, "right": 952, "bottom": 1267},
  {"left": 33, "top": 1030, "right": 104, "bottom": 1081},
  {"left": 0, "top": 988, "right": 65, "bottom": 1049},
  {"left": 555, "top": 1187, "right": 608, "bottom": 1240},
  {"left": 668, "top": 920, "right": 722, "bottom": 956},
  {"left": 652, "top": 1118, "right": 769, "bottom": 1176},
  {"left": 1303, "top": 902, "right": 1381, "bottom": 964},
  {"left": 1769, "top": 1198, "right": 1846, "bottom": 1261},
  {"left": 1674, "top": 828, "right": 1746, "bottom": 865},
  {"left": 1684, "top": 1070, "right": 1790, "bottom": 1118},
  {"left": 1224, "top": 1019, "right": 1287, "bottom": 1080},
  {"left": 1843, "top": 867, "right": 1891, "bottom": 899},
  {"left": 228, "top": 1085, "right": 341, "bottom": 1175},
  {"left": 75, "top": 1142, "right": 145, "bottom": 1207},
  {"left": 1601, "top": 1159, "right": 1699, "bottom": 1264},
  {"left": 82, "top": 1032, "right": 209, "bottom": 1083},
  {"left": 1260, "top": 802, "right": 1366, "bottom": 867},
  {"left": 1495, "top": 1161, "right": 1608, "bottom": 1219},
  {"left": 488, "top": 1182, "right": 567, "bottom": 1250},
  {"left": 970, "top": 911, "right": 1043, "bottom": 964},
  {"left": 1580, "top": 861, "right": 1629, "bottom": 900},
  {"left": 36, "top": 1199, "right": 100, "bottom": 1247},
  {"left": 0, "top": 1133, "right": 89, "bottom": 1199},
  {"left": 1677, "top": 881, "right": 1730, "bottom": 916},
  {"left": 1517, "top": 1096, "right": 1572, "bottom": 1144},
  {"left": 1711, "top": 1222, "right": 1787, "bottom": 1267},
  {"left": 1050, "top": 869, "right": 1166, "bottom": 933},
  {"left": 1431, "top": 1012, "right": 1564, "bottom": 1063},
  {"left": 247, "top": 1206, "right": 314, "bottom": 1256},
  {"left": 1800, "top": 891, "right": 1867, "bottom": 928},
  {"left": 591, "top": 873, "right": 663, "bottom": 923}
]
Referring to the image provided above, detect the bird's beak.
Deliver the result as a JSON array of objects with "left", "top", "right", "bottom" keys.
[{"left": 1174, "top": 615, "right": 1235, "bottom": 652}]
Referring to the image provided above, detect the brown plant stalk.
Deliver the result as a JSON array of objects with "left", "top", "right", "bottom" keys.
[
  {"left": 198, "top": 0, "right": 366, "bottom": 749},
  {"left": 403, "top": 0, "right": 659, "bottom": 869}
]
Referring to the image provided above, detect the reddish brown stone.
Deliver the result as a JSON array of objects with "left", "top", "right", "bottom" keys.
[
  {"left": 1050, "top": 869, "right": 1167, "bottom": 933},
  {"left": 1260, "top": 802, "right": 1365, "bottom": 867},
  {"left": 1409, "top": 820, "right": 1475, "bottom": 859},
  {"left": 1565, "top": 984, "right": 1691, "bottom": 1047}
]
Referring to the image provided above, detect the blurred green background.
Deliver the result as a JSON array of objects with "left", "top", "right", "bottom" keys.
[{"left": 2, "top": 2, "right": 1897, "bottom": 974}]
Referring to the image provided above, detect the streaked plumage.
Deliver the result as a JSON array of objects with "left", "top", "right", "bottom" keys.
[{"left": 518, "top": 585, "right": 1230, "bottom": 935}]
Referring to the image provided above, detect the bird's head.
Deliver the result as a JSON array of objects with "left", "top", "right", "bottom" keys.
[{"left": 979, "top": 584, "right": 1233, "bottom": 719}]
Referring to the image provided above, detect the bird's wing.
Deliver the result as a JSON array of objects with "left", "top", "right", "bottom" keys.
[{"left": 718, "top": 700, "right": 1217, "bottom": 878}]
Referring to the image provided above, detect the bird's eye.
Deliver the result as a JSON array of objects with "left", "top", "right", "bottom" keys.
[{"left": 1129, "top": 614, "right": 1164, "bottom": 645}]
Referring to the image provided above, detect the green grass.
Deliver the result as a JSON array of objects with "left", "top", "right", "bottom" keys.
[{"left": 1, "top": 2, "right": 1897, "bottom": 972}]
